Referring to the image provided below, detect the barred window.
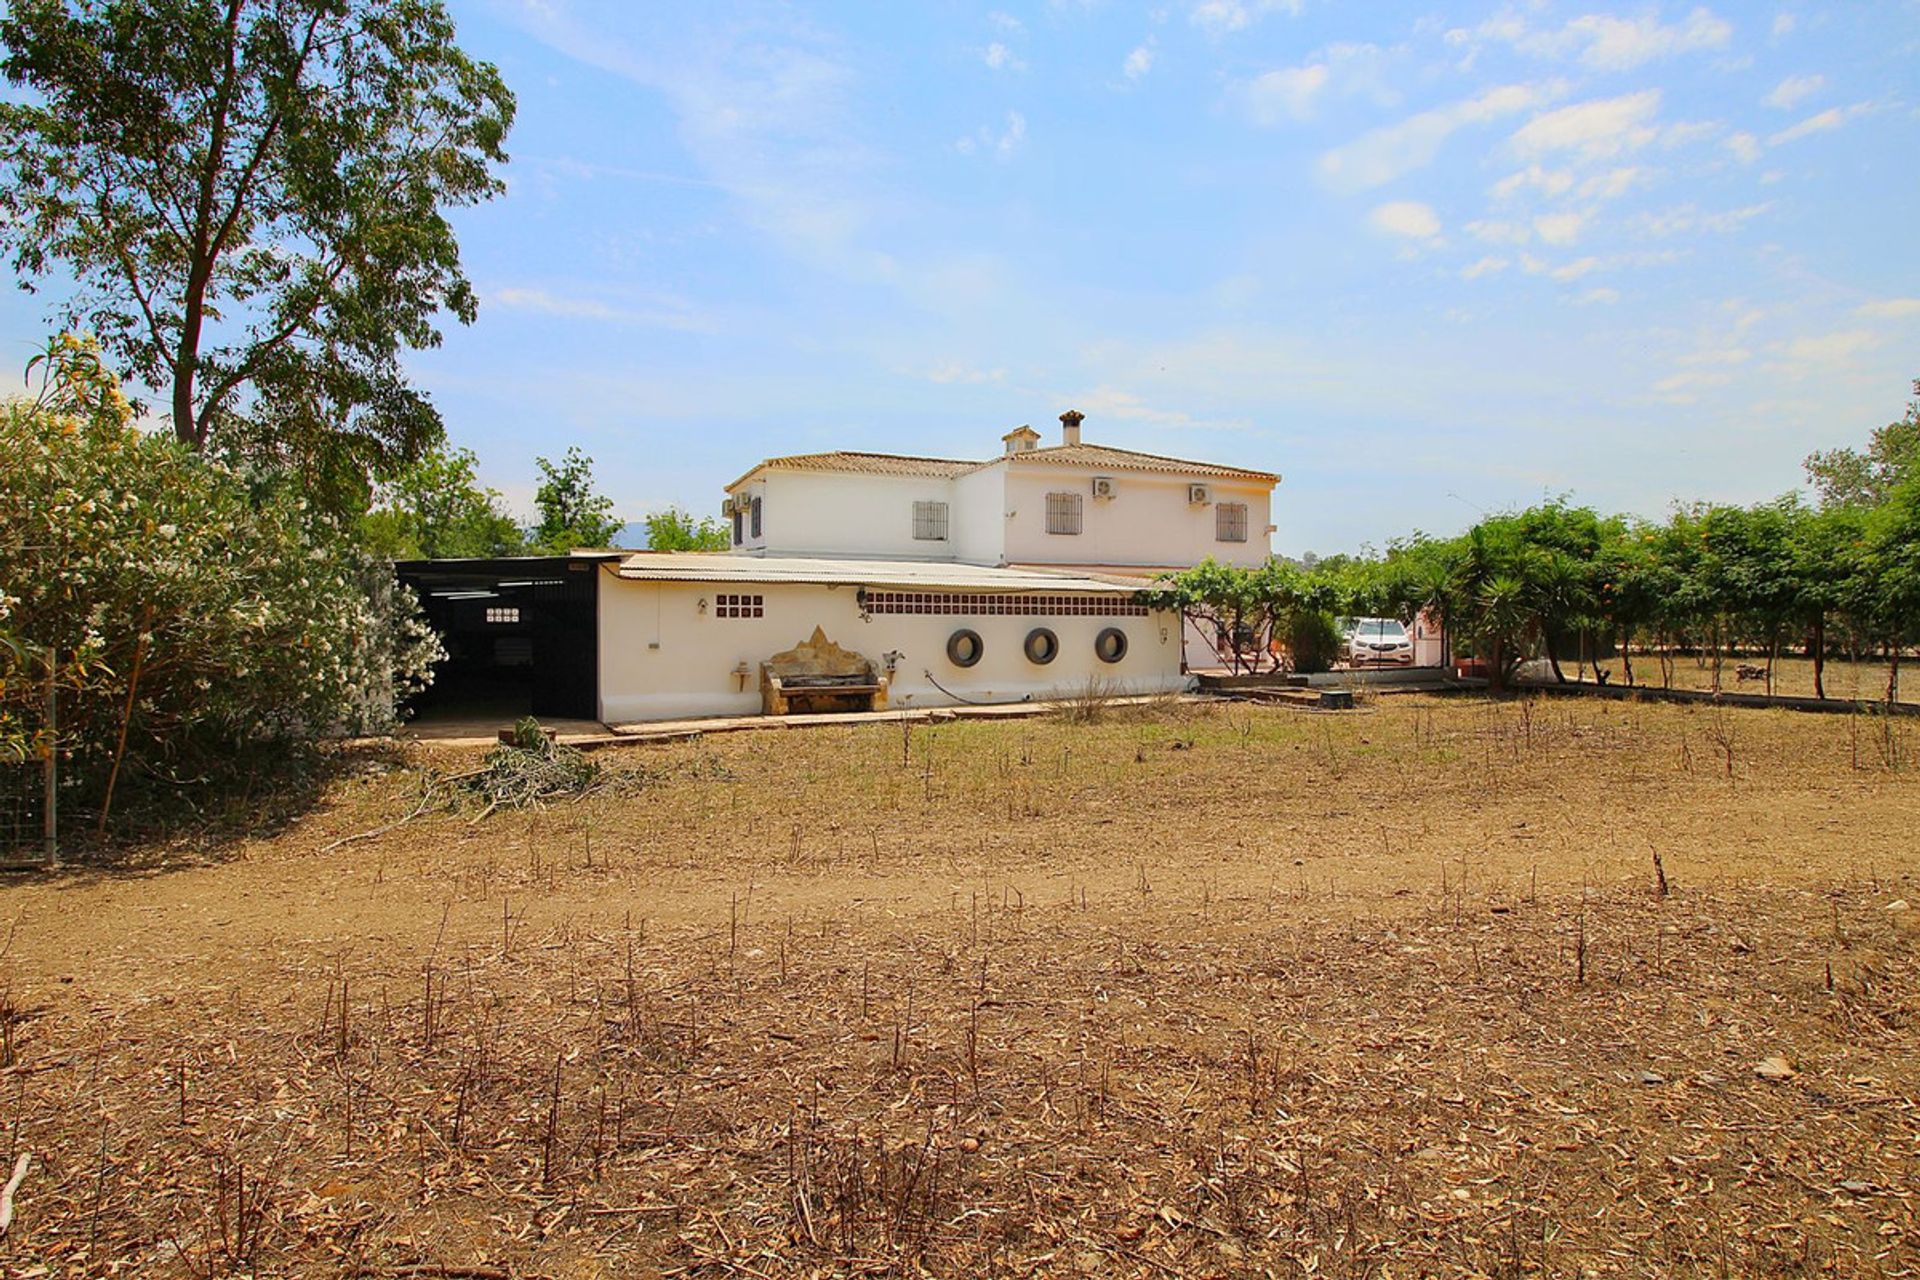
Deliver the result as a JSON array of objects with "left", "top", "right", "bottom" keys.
[
  {"left": 750, "top": 496, "right": 764, "bottom": 539},
  {"left": 913, "top": 500, "right": 949, "bottom": 541},
  {"left": 1215, "top": 502, "right": 1249, "bottom": 543},
  {"left": 715, "top": 593, "right": 764, "bottom": 618},
  {"left": 484, "top": 606, "right": 520, "bottom": 624},
  {"left": 732, "top": 507, "right": 743, "bottom": 545},
  {"left": 1046, "top": 491, "right": 1082, "bottom": 535}
]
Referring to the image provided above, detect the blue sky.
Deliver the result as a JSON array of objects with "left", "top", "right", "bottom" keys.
[{"left": 6, "top": 1, "right": 1919, "bottom": 553}]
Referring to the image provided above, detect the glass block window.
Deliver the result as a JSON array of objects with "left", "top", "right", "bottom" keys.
[
  {"left": 715, "top": 593, "right": 764, "bottom": 618},
  {"left": 913, "top": 500, "right": 950, "bottom": 541},
  {"left": 484, "top": 606, "right": 520, "bottom": 624},
  {"left": 1046, "top": 491, "right": 1082, "bottom": 535},
  {"left": 864, "top": 592, "right": 1147, "bottom": 617},
  {"left": 1216, "top": 502, "right": 1249, "bottom": 542}
]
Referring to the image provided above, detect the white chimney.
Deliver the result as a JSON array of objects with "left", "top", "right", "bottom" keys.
[{"left": 1060, "top": 408, "right": 1085, "bottom": 446}]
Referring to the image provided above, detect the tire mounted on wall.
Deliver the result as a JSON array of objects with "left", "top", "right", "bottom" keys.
[
  {"left": 1094, "top": 627, "right": 1128, "bottom": 664},
  {"left": 1024, "top": 627, "right": 1059, "bottom": 665},
  {"left": 947, "top": 628, "right": 984, "bottom": 667}
]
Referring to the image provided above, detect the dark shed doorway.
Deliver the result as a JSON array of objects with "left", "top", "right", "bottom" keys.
[{"left": 394, "top": 555, "right": 613, "bottom": 723}]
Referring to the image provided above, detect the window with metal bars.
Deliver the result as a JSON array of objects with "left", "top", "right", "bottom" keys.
[
  {"left": 913, "top": 500, "right": 949, "bottom": 541},
  {"left": 1045, "top": 491, "right": 1082, "bottom": 535},
  {"left": 750, "top": 496, "right": 763, "bottom": 538},
  {"left": 1215, "top": 502, "right": 1248, "bottom": 543}
]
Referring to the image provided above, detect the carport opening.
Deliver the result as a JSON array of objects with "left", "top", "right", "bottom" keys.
[{"left": 395, "top": 556, "right": 610, "bottom": 729}]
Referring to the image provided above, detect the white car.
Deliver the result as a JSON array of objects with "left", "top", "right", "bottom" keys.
[{"left": 1348, "top": 617, "right": 1414, "bottom": 667}]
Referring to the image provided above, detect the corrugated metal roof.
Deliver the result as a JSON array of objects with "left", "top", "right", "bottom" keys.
[
  {"left": 611, "top": 553, "right": 1147, "bottom": 594},
  {"left": 728, "top": 450, "right": 976, "bottom": 490}
]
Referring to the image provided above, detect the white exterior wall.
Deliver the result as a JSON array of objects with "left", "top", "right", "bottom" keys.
[
  {"left": 950, "top": 465, "right": 1009, "bottom": 565},
  {"left": 737, "top": 471, "right": 961, "bottom": 560},
  {"left": 1002, "top": 466, "right": 1272, "bottom": 569},
  {"left": 596, "top": 573, "right": 1187, "bottom": 722}
]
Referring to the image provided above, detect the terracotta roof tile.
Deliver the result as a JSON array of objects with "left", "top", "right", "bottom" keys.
[
  {"left": 729, "top": 451, "right": 975, "bottom": 489},
  {"left": 1006, "top": 443, "right": 1278, "bottom": 483}
]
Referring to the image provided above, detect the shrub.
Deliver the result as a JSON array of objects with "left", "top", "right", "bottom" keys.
[
  {"left": 1288, "top": 610, "right": 1343, "bottom": 674},
  {"left": 0, "top": 338, "right": 442, "bottom": 829}
]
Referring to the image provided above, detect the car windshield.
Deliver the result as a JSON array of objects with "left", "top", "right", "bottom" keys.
[{"left": 1355, "top": 619, "right": 1408, "bottom": 641}]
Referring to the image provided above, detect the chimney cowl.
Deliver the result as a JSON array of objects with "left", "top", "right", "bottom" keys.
[{"left": 1059, "top": 409, "right": 1085, "bottom": 447}]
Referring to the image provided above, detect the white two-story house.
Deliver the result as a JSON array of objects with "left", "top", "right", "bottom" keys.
[
  {"left": 721, "top": 410, "right": 1278, "bottom": 579},
  {"left": 406, "top": 412, "right": 1280, "bottom": 725}
]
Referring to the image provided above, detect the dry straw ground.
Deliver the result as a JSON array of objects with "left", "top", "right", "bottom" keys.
[{"left": 1, "top": 693, "right": 1917, "bottom": 1279}]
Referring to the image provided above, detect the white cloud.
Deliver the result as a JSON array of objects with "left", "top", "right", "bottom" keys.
[
  {"left": 1370, "top": 200, "right": 1442, "bottom": 242},
  {"left": 1320, "top": 81, "right": 1561, "bottom": 191},
  {"left": 1857, "top": 298, "right": 1920, "bottom": 319},
  {"left": 1190, "top": 0, "right": 1302, "bottom": 35},
  {"left": 1461, "top": 255, "right": 1509, "bottom": 279},
  {"left": 490, "top": 286, "right": 715, "bottom": 331},
  {"left": 1633, "top": 203, "right": 1771, "bottom": 236},
  {"left": 1534, "top": 211, "right": 1586, "bottom": 245},
  {"left": 1242, "top": 64, "right": 1328, "bottom": 122},
  {"left": 1676, "top": 346, "right": 1752, "bottom": 366},
  {"left": 982, "top": 42, "right": 1025, "bottom": 72},
  {"left": 1579, "top": 166, "right": 1646, "bottom": 199},
  {"left": 1564, "top": 8, "right": 1732, "bottom": 71},
  {"left": 1123, "top": 42, "right": 1155, "bottom": 81},
  {"left": 1654, "top": 368, "right": 1733, "bottom": 401},
  {"left": 926, "top": 362, "right": 1008, "bottom": 385},
  {"left": 1511, "top": 90, "right": 1663, "bottom": 162},
  {"left": 1768, "top": 103, "right": 1872, "bottom": 145},
  {"left": 1466, "top": 218, "right": 1532, "bottom": 245},
  {"left": 1779, "top": 330, "right": 1879, "bottom": 366},
  {"left": 1766, "top": 73, "right": 1824, "bottom": 109},
  {"left": 1725, "top": 131, "right": 1762, "bottom": 163},
  {"left": 956, "top": 110, "right": 1027, "bottom": 158},
  {"left": 1492, "top": 164, "right": 1574, "bottom": 199},
  {"left": 1468, "top": 7, "right": 1733, "bottom": 70},
  {"left": 1577, "top": 287, "right": 1621, "bottom": 305},
  {"left": 1771, "top": 13, "right": 1795, "bottom": 37},
  {"left": 988, "top": 10, "right": 1025, "bottom": 33},
  {"left": 1239, "top": 43, "right": 1392, "bottom": 125}
]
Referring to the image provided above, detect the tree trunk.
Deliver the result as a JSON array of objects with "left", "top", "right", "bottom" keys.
[
  {"left": 1889, "top": 646, "right": 1902, "bottom": 709},
  {"left": 1811, "top": 617, "right": 1826, "bottom": 700},
  {"left": 1546, "top": 630, "right": 1567, "bottom": 684},
  {"left": 1766, "top": 634, "right": 1778, "bottom": 697},
  {"left": 1620, "top": 626, "right": 1635, "bottom": 687}
]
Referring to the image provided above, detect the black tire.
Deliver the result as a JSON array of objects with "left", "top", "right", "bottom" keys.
[
  {"left": 947, "top": 628, "right": 984, "bottom": 668},
  {"left": 1024, "top": 627, "right": 1059, "bottom": 665},
  {"left": 1094, "top": 627, "right": 1128, "bottom": 664}
]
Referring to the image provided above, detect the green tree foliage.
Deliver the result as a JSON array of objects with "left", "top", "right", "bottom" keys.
[
  {"left": 0, "top": 336, "right": 442, "bottom": 827},
  {"left": 644, "top": 506, "right": 730, "bottom": 552},
  {"left": 531, "top": 447, "right": 623, "bottom": 553},
  {"left": 0, "top": 0, "right": 515, "bottom": 497},
  {"left": 1805, "top": 382, "right": 1920, "bottom": 508},
  {"left": 360, "top": 445, "right": 524, "bottom": 560}
]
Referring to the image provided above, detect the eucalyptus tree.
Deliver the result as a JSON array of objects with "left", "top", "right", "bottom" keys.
[{"left": 0, "top": 0, "right": 515, "bottom": 497}]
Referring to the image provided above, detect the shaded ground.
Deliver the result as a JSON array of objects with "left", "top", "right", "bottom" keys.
[
  {"left": 0, "top": 695, "right": 1916, "bottom": 1278},
  {"left": 1557, "top": 654, "right": 1912, "bottom": 705}
]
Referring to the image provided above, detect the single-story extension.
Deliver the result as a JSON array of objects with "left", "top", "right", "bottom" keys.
[{"left": 398, "top": 552, "right": 1185, "bottom": 725}]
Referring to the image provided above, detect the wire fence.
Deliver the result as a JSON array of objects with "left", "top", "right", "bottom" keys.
[{"left": 0, "top": 656, "right": 59, "bottom": 866}]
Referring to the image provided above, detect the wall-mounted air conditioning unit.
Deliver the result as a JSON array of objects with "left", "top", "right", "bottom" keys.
[
  {"left": 721, "top": 496, "right": 738, "bottom": 517},
  {"left": 1091, "top": 476, "right": 1116, "bottom": 500},
  {"left": 1187, "top": 484, "right": 1211, "bottom": 505}
]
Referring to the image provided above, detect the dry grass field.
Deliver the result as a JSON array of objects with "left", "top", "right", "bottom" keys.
[{"left": 1, "top": 693, "right": 1917, "bottom": 1279}]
